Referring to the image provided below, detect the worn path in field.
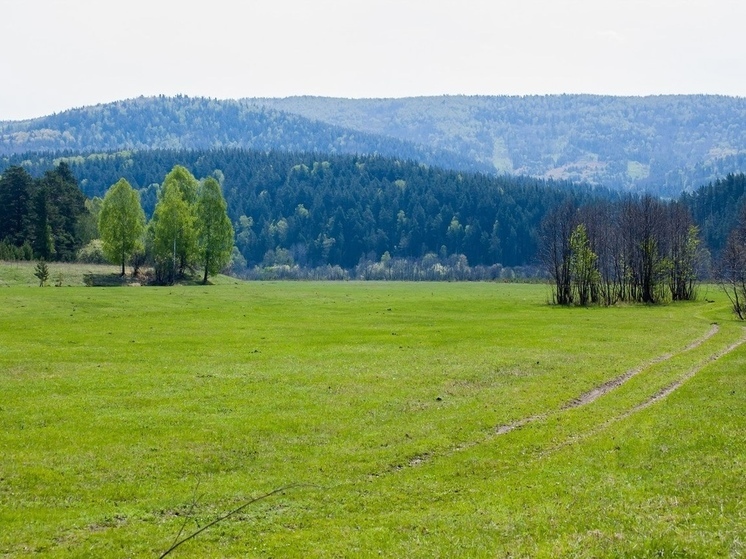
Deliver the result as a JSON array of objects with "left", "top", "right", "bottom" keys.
[
  {"left": 544, "top": 332, "right": 746, "bottom": 454},
  {"left": 492, "top": 323, "right": 720, "bottom": 438},
  {"left": 402, "top": 322, "right": 744, "bottom": 470}
]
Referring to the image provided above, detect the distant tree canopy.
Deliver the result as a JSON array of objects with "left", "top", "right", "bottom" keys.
[
  {"left": 0, "top": 148, "right": 606, "bottom": 270},
  {"left": 680, "top": 173, "right": 746, "bottom": 258},
  {"left": 0, "top": 96, "right": 489, "bottom": 175},
  {"left": 8, "top": 149, "right": 746, "bottom": 298}
]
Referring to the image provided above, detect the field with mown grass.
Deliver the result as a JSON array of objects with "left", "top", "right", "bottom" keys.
[{"left": 0, "top": 274, "right": 744, "bottom": 557}]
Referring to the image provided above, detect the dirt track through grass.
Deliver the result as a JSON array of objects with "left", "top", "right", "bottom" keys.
[
  {"left": 492, "top": 323, "right": 721, "bottom": 438},
  {"left": 406, "top": 322, "right": 736, "bottom": 469},
  {"left": 539, "top": 327, "right": 746, "bottom": 456},
  {"left": 562, "top": 323, "right": 720, "bottom": 410}
]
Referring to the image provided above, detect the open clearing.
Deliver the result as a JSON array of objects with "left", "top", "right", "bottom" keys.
[{"left": 0, "top": 280, "right": 744, "bottom": 557}]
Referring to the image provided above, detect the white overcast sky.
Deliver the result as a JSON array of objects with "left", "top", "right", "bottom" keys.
[{"left": 1, "top": 0, "right": 744, "bottom": 121}]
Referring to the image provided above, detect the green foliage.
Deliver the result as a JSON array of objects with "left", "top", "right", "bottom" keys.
[
  {"left": 32, "top": 185, "right": 55, "bottom": 260},
  {"left": 195, "top": 177, "right": 234, "bottom": 283},
  {"left": 0, "top": 163, "right": 91, "bottom": 262},
  {"left": 37, "top": 162, "right": 89, "bottom": 261},
  {"left": 680, "top": 173, "right": 746, "bottom": 257},
  {"left": 570, "top": 223, "right": 600, "bottom": 305},
  {"left": 0, "top": 165, "right": 34, "bottom": 245},
  {"left": 161, "top": 165, "right": 199, "bottom": 206},
  {"left": 0, "top": 283, "right": 743, "bottom": 556},
  {"left": 76, "top": 196, "right": 103, "bottom": 244},
  {"left": 149, "top": 174, "right": 197, "bottom": 283},
  {"left": 76, "top": 239, "right": 108, "bottom": 264},
  {"left": 0, "top": 240, "right": 32, "bottom": 261},
  {"left": 98, "top": 178, "right": 146, "bottom": 275},
  {"left": 32, "top": 259, "right": 48, "bottom": 286}
]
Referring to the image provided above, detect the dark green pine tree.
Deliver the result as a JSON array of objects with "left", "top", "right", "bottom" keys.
[
  {"left": 39, "top": 162, "right": 88, "bottom": 261},
  {"left": 32, "top": 185, "right": 55, "bottom": 260},
  {"left": 0, "top": 166, "right": 34, "bottom": 245}
]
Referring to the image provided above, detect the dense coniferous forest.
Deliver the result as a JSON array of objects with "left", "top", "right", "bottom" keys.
[
  {"left": 0, "top": 149, "right": 604, "bottom": 269},
  {"left": 0, "top": 162, "right": 91, "bottom": 261},
  {"left": 4, "top": 94, "right": 746, "bottom": 196},
  {"left": 3, "top": 148, "right": 746, "bottom": 290},
  {"left": 680, "top": 173, "right": 746, "bottom": 256},
  {"left": 3, "top": 89, "right": 746, "bottom": 285}
]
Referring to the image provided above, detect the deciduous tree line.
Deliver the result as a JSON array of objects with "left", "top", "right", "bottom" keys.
[
  {"left": 541, "top": 196, "right": 702, "bottom": 306},
  {"left": 99, "top": 165, "right": 234, "bottom": 284}
]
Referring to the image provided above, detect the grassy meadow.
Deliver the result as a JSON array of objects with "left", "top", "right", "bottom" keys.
[{"left": 0, "top": 267, "right": 744, "bottom": 557}]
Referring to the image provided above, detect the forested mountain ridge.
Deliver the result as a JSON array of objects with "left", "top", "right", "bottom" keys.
[
  {"left": 4, "top": 147, "right": 744, "bottom": 280},
  {"left": 3, "top": 95, "right": 746, "bottom": 196},
  {"left": 0, "top": 149, "right": 603, "bottom": 269},
  {"left": 248, "top": 95, "right": 746, "bottom": 195},
  {"left": 0, "top": 96, "right": 490, "bottom": 175}
]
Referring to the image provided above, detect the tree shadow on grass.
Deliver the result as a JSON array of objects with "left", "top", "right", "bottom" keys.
[
  {"left": 83, "top": 272, "right": 147, "bottom": 287},
  {"left": 82, "top": 270, "right": 211, "bottom": 287}
]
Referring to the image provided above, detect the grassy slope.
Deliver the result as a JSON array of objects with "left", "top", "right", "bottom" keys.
[{"left": 0, "top": 279, "right": 743, "bottom": 557}]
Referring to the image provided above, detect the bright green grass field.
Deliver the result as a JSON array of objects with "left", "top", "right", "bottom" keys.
[{"left": 0, "top": 279, "right": 744, "bottom": 558}]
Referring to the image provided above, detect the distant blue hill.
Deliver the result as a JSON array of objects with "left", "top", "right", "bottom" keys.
[{"left": 3, "top": 94, "right": 746, "bottom": 195}]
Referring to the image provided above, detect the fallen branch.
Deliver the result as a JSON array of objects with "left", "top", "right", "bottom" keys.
[{"left": 159, "top": 483, "right": 311, "bottom": 558}]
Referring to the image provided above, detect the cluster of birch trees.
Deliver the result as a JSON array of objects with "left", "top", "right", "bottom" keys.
[
  {"left": 541, "top": 196, "right": 702, "bottom": 306},
  {"left": 99, "top": 165, "right": 233, "bottom": 284}
]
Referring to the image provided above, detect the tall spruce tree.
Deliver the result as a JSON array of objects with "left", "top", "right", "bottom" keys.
[
  {"left": 39, "top": 162, "right": 88, "bottom": 260},
  {"left": 0, "top": 166, "right": 34, "bottom": 245},
  {"left": 32, "top": 184, "right": 55, "bottom": 260}
]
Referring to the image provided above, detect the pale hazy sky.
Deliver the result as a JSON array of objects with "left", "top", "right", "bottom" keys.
[{"left": 1, "top": 0, "right": 745, "bottom": 121}]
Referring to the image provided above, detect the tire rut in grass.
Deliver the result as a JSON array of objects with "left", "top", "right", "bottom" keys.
[
  {"left": 560, "top": 323, "right": 720, "bottom": 411},
  {"left": 629, "top": 333, "right": 745, "bottom": 414},
  {"left": 491, "top": 324, "right": 719, "bottom": 437},
  {"left": 545, "top": 331, "right": 746, "bottom": 454},
  {"left": 399, "top": 323, "right": 727, "bottom": 471}
]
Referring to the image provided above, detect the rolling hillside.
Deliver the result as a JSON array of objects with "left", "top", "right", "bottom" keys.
[
  {"left": 3, "top": 95, "right": 746, "bottom": 195},
  {"left": 249, "top": 95, "right": 746, "bottom": 195},
  {"left": 0, "top": 96, "right": 490, "bottom": 175}
]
